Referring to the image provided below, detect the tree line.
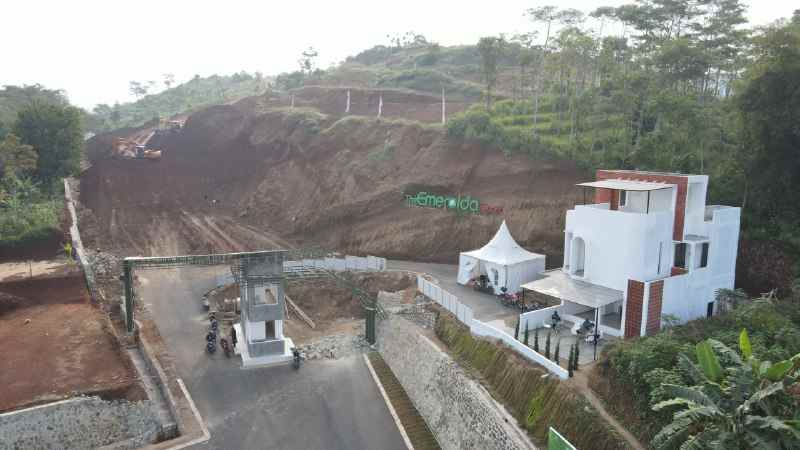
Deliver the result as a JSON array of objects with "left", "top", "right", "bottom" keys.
[
  {"left": 455, "top": 2, "right": 800, "bottom": 276},
  {"left": 0, "top": 91, "right": 83, "bottom": 246}
]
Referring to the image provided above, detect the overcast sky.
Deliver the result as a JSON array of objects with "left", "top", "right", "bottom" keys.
[{"left": 2, "top": 0, "right": 795, "bottom": 110}]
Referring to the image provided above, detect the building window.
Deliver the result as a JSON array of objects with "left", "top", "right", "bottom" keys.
[
  {"left": 657, "top": 242, "right": 663, "bottom": 274},
  {"left": 619, "top": 190, "right": 627, "bottom": 207},
  {"left": 700, "top": 243, "right": 709, "bottom": 268},
  {"left": 674, "top": 243, "right": 687, "bottom": 268}
]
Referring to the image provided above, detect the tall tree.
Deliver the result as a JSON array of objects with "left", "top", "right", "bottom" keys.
[
  {"left": 163, "top": 73, "right": 176, "bottom": 89},
  {"left": 736, "top": 19, "right": 800, "bottom": 225},
  {"left": 13, "top": 101, "right": 83, "bottom": 184},
  {"left": 477, "top": 36, "right": 505, "bottom": 108},
  {"left": 298, "top": 46, "right": 319, "bottom": 74},
  {"left": 0, "top": 133, "right": 37, "bottom": 179},
  {"left": 527, "top": 6, "right": 560, "bottom": 138},
  {"left": 129, "top": 81, "right": 148, "bottom": 100}
]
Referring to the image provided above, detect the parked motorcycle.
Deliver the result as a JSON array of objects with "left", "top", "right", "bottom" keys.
[
  {"left": 292, "top": 347, "right": 302, "bottom": 369},
  {"left": 220, "top": 337, "right": 231, "bottom": 358},
  {"left": 206, "top": 330, "right": 217, "bottom": 354}
]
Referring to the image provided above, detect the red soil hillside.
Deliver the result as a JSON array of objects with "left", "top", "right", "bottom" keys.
[{"left": 78, "top": 89, "right": 584, "bottom": 263}]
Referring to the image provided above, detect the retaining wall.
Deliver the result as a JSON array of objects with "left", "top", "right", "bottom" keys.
[
  {"left": 377, "top": 314, "right": 534, "bottom": 450},
  {"left": 0, "top": 396, "right": 161, "bottom": 450},
  {"left": 63, "top": 179, "right": 98, "bottom": 302}
]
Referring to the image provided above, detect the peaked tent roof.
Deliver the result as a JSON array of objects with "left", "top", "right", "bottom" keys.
[{"left": 461, "top": 221, "right": 544, "bottom": 266}]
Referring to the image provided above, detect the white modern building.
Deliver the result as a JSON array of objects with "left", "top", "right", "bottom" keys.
[{"left": 521, "top": 170, "right": 740, "bottom": 338}]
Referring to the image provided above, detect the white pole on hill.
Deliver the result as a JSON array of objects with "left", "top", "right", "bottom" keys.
[
  {"left": 346, "top": 89, "right": 351, "bottom": 113},
  {"left": 290, "top": 93, "right": 295, "bottom": 108},
  {"left": 378, "top": 94, "right": 383, "bottom": 118},
  {"left": 441, "top": 87, "right": 446, "bottom": 124}
]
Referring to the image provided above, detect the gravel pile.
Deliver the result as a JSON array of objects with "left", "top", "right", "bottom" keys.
[
  {"left": 297, "top": 329, "right": 373, "bottom": 361},
  {"left": 87, "top": 250, "right": 121, "bottom": 277}
]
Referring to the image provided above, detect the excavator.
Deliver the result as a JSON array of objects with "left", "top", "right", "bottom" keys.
[{"left": 113, "top": 138, "right": 162, "bottom": 160}]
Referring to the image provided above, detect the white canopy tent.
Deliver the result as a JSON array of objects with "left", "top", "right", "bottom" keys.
[{"left": 457, "top": 221, "right": 546, "bottom": 295}]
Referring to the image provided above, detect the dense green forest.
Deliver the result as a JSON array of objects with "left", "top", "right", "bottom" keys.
[
  {"left": 0, "top": 89, "right": 84, "bottom": 246},
  {"left": 89, "top": 72, "right": 271, "bottom": 132},
  {"left": 0, "top": 85, "right": 73, "bottom": 134}
]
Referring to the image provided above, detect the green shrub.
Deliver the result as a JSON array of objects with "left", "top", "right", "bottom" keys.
[
  {"left": 0, "top": 198, "right": 61, "bottom": 246},
  {"left": 595, "top": 296, "right": 800, "bottom": 443}
]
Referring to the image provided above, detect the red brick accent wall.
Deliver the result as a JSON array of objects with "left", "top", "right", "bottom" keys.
[
  {"left": 596, "top": 188, "right": 612, "bottom": 205},
  {"left": 671, "top": 267, "right": 688, "bottom": 276},
  {"left": 595, "top": 170, "right": 688, "bottom": 241},
  {"left": 625, "top": 280, "right": 645, "bottom": 338},
  {"left": 646, "top": 280, "right": 664, "bottom": 336}
]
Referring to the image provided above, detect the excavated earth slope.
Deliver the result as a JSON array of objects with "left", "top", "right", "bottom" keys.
[{"left": 79, "top": 92, "right": 584, "bottom": 263}]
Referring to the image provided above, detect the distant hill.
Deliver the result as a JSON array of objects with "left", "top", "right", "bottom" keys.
[
  {"left": 89, "top": 72, "right": 272, "bottom": 133},
  {"left": 275, "top": 41, "right": 527, "bottom": 103}
]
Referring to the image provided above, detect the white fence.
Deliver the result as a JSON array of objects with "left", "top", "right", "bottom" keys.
[
  {"left": 215, "top": 255, "right": 386, "bottom": 286},
  {"left": 285, "top": 255, "right": 386, "bottom": 272},
  {"left": 417, "top": 276, "right": 475, "bottom": 325},
  {"left": 519, "top": 304, "right": 563, "bottom": 330},
  {"left": 417, "top": 276, "right": 568, "bottom": 380}
]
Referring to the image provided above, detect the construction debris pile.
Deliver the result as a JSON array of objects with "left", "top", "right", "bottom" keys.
[
  {"left": 296, "top": 328, "right": 371, "bottom": 361},
  {"left": 86, "top": 250, "right": 121, "bottom": 277}
]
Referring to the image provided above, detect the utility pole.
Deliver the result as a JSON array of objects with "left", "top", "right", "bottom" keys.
[
  {"left": 441, "top": 87, "right": 446, "bottom": 124},
  {"left": 290, "top": 93, "right": 295, "bottom": 108},
  {"left": 346, "top": 89, "right": 351, "bottom": 113},
  {"left": 377, "top": 94, "right": 383, "bottom": 118}
]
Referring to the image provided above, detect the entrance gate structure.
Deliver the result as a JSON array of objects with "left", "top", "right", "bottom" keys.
[{"left": 121, "top": 249, "right": 384, "bottom": 359}]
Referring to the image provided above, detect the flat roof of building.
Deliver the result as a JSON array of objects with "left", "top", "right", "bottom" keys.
[
  {"left": 577, "top": 179, "right": 674, "bottom": 191},
  {"left": 521, "top": 270, "right": 623, "bottom": 309}
]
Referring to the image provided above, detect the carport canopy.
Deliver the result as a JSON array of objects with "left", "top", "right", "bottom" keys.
[
  {"left": 520, "top": 270, "right": 623, "bottom": 309},
  {"left": 576, "top": 179, "right": 673, "bottom": 191}
]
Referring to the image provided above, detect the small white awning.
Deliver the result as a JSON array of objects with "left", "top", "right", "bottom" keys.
[
  {"left": 577, "top": 179, "right": 673, "bottom": 192},
  {"left": 521, "top": 270, "right": 623, "bottom": 309}
]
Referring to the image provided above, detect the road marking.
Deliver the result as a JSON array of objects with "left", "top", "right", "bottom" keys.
[
  {"left": 165, "top": 378, "right": 210, "bottom": 450},
  {"left": 363, "top": 354, "right": 413, "bottom": 450}
]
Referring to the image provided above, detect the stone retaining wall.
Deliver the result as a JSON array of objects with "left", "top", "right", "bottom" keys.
[
  {"left": 0, "top": 396, "right": 161, "bottom": 450},
  {"left": 376, "top": 313, "right": 535, "bottom": 450},
  {"left": 63, "top": 178, "right": 98, "bottom": 303}
]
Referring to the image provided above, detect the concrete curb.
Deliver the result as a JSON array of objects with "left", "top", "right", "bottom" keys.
[
  {"left": 162, "top": 379, "right": 210, "bottom": 450},
  {"left": 363, "top": 354, "right": 413, "bottom": 450}
]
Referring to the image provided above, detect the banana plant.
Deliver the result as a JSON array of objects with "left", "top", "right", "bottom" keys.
[{"left": 651, "top": 329, "right": 800, "bottom": 449}]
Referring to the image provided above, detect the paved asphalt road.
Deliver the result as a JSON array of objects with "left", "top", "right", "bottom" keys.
[
  {"left": 388, "top": 260, "right": 518, "bottom": 333},
  {"left": 137, "top": 267, "right": 406, "bottom": 450}
]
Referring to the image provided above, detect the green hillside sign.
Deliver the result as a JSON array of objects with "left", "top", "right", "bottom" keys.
[{"left": 404, "top": 191, "right": 503, "bottom": 215}]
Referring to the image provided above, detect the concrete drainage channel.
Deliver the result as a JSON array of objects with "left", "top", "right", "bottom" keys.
[{"left": 366, "top": 352, "right": 441, "bottom": 450}]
